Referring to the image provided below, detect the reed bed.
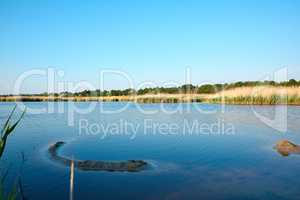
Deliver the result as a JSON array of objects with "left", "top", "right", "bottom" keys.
[
  {"left": 0, "top": 94, "right": 206, "bottom": 103},
  {"left": 207, "top": 86, "right": 300, "bottom": 105},
  {"left": 1, "top": 86, "right": 300, "bottom": 105}
]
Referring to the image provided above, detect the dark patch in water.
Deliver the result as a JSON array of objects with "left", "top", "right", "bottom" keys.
[
  {"left": 275, "top": 140, "right": 300, "bottom": 156},
  {"left": 48, "top": 141, "right": 147, "bottom": 172}
]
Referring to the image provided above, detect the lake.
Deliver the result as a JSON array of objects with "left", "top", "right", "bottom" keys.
[{"left": 1, "top": 102, "right": 300, "bottom": 200}]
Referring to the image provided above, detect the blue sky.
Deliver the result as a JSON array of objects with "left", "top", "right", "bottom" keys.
[{"left": 1, "top": 0, "right": 300, "bottom": 94}]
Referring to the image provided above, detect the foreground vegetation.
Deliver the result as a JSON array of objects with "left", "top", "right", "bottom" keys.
[{"left": 0, "top": 106, "right": 25, "bottom": 200}]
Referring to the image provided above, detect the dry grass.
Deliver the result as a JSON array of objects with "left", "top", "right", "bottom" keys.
[
  {"left": 1, "top": 86, "right": 300, "bottom": 105},
  {"left": 211, "top": 86, "right": 300, "bottom": 97},
  {"left": 0, "top": 94, "right": 206, "bottom": 103},
  {"left": 207, "top": 86, "right": 300, "bottom": 105}
]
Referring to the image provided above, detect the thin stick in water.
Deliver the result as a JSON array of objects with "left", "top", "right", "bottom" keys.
[{"left": 70, "top": 159, "right": 74, "bottom": 200}]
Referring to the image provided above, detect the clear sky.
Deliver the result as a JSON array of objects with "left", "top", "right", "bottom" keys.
[{"left": 1, "top": 0, "right": 300, "bottom": 94}]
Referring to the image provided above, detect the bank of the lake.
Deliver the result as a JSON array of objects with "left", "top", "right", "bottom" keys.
[{"left": 1, "top": 86, "right": 300, "bottom": 105}]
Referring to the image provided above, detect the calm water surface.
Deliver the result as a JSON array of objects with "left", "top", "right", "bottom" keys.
[{"left": 1, "top": 102, "right": 300, "bottom": 200}]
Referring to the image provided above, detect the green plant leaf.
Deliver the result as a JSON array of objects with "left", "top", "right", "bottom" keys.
[
  {"left": 5, "top": 110, "right": 26, "bottom": 136},
  {"left": 7, "top": 184, "right": 17, "bottom": 200},
  {"left": 1, "top": 106, "right": 16, "bottom": 137},
  {"left": 0, "top": 107, "right": 26, "bottom": 158}
]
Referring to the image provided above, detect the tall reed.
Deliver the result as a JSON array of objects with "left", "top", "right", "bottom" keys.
[
  {"left": 0, "top": 106, "right": 25, "bottom": 200},
  {"left": 207, "top": 86, "right": 300, "bottom": 105}
]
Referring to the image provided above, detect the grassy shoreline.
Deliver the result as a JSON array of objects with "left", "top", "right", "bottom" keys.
[
  {"left": 1, "top": 86, "right": 300, "bottom": 105},
  {"left": 0, "top": 94, "right": 207, "bottom": 103}
]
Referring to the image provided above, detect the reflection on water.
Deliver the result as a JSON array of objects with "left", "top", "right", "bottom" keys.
[{"left": 1, "top": 102, "right": 300, "bottom": 200}]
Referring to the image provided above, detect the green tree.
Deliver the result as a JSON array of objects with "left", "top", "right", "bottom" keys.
[{"left": 198, "top": 84, "right": 217, "bottom": 94}]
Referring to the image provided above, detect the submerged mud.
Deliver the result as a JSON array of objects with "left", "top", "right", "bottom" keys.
[
  {"left": 275, "top": 140, "right": 300, "bottom": 156},
  {"left": 48, "top": 141, "right": 147, "bottom": 172}
]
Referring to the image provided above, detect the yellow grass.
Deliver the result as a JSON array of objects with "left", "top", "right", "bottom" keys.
[
  {"left": 207, "top": 86, "right": 300, "bottom": 105},
  {"left": 211, "top": 86, "right": 300, "bottom": 98},
  {"left": 1, "top": 86, "right": 300, "bottom": 104},
  {"left": 0, "top": 93, "right": 207, "bottom": 103}
]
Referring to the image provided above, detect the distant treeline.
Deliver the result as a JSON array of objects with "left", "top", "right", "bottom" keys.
[{"left": 1, "top": 79, "right": 300, "bottom": 97}]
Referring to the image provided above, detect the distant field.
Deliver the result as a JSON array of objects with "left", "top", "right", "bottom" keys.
[{"left": 1, "top": 86, "right": 300, "bottom": 105}]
